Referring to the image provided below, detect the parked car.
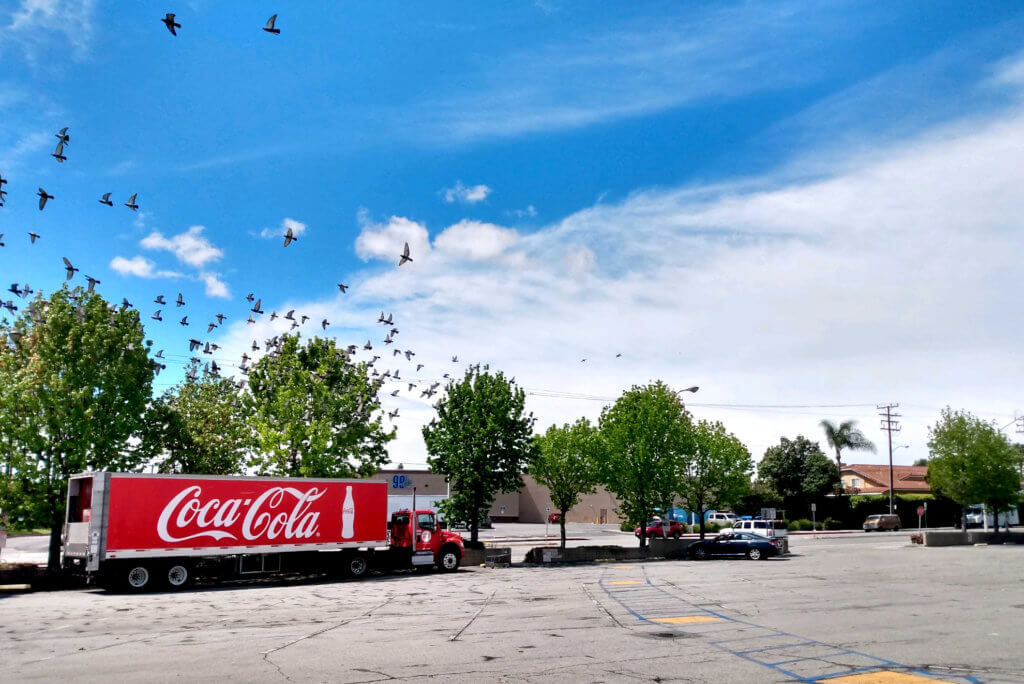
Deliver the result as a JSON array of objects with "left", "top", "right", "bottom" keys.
[
  {"left": 688, "top": 532, "right": 780, "bottom": 560},
  {"left": 451, "top": 516, "right": 493, "bottom": 530},
  {"left": 863, "top": 514, "right": 900, "bottom": 531},
  {"left": 705, "top": 511, "right": 738, "bottom": 526},
  {"left": 635, "top": 520, "right": 684, "bottom": 539},
  {"left": 732, "top": 519, "right": 789, "bottom": 538}
]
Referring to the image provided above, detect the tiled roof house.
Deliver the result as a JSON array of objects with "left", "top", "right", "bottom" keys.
[{"left": 840, "top": 464, "right": 930, "bottom": 495}]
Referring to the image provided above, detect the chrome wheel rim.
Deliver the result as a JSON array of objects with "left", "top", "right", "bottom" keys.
[
  {"left": 128, "top": 566, "right": 149, "bottom": 588},
  {"left": 442, "top": 552, "right": 458, "bottom": 570},
  {"left": 167, "top": 565, "right": 188, "bottom": 587}
]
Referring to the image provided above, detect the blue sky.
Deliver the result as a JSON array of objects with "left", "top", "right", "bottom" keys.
[{"left": 4, "top": 1, "right": 1024, "bottom": 468}]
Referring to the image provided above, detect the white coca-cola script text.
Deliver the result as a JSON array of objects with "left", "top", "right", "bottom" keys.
[{"left": 156, "top": 486, "right": 325, "bottom": 543}]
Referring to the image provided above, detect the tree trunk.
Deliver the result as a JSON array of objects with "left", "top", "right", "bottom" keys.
[
  {"left": 961, "top": 505, "right": 967, "bottom": 532},
  {"left": 470, "top": 492, "right": 480, "bottom": 544},
  {"left": 559, "top": 509, "right": 567, "bottom": 550},
  {"left": 835, "top": 450, "right": 843, "bottom": 493},
  {"left": 47, "top": 519, "right": 62, "bottom": 572},
  {"left": 698, "top": 509, "right": 706, "bottom": 540}
]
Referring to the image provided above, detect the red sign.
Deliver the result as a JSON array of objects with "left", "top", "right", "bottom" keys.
[
  {"left": 917, "top": 505, "right": 925, "bottom": 517},
  {"left": 105, "top": 475, "right": 387, "bottom": 552}
]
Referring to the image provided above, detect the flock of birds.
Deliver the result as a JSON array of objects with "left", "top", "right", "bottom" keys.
[{"left": 1, "top": 11, "right": 624, "bottom": 434}]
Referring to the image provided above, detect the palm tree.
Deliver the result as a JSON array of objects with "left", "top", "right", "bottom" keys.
[{"left": 820, "top": 419, "right": 876, "bottom": 493}]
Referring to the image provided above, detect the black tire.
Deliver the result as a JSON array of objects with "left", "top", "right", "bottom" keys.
[
  {"left": 123, "top": 563, "right": 154, "bottom": 592},
  {"left": 343, "top": 553, "right": 370, "bottom": 578},
  {"left": 164, "top": 562, "right": 192, "bottom": 590},
  {"left": 746, "top": 547, "right": 763, "bottom": 561},
  {"left": 437, "top": 545, "right": 461, "bottom": 573},
  {"left": 893, "top": 526, "right": 900, "bottom": 532},
  {"left": 691, "top": 546, "right": 707, "bottom": 560}
]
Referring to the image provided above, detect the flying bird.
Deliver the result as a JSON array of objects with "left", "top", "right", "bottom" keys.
[
  {"left": 416, "top": 363, "right": 424, "bottom": 371},
  {"left": 285, "top": 309, "right": 295, "bottom": 321},
  {"left": 390, "top": 389, "right": 399, "bottom": 397},
  {"left": 99, "top": 192, "right": 113, "bottom": 206},
  {"left": 85, "top": 276, "right": 100, "bottom": 293},
  {"left": 37, "top": 188, "right": 53, "bottom": 210},
  {"left": 179, "top": 316, "right": 188, "bottom": 326},
  {"left": 283, "top": 226, "right": 298, "bottom": 247},
  {"left": 124, "top": 193, "right": 139, "bottom": 211},
  {"left": 188, "top": 339, "right": 201, "bottom": 352},
  {"left": 176, "top": 293, "right": 185, "bottom": 307},
  {"left": 215, "top": 313, "right": 226, "bottom": 324},
  {"left": 0, "top": 234, "right": 4, "bottom": 247},
  {"left": 155, "top": 350, "right": 164, "bottom": 359},
  {"left": 363, "top": 340, "right": 372, "bottom": 350},
  {"left": 28, "top": 231, "right": 40, "bottom": 243},
  {"left": 55, "top": 127, "right": 69, "bottom": 145},
  {"left": 251, "top": 299, "right": 263, "bottom": 314},
  {"left": 247, "top": 313, "right": 255, "bottom": 324},
  {"left": 321, "top": 319, "right": 329, "bottom": 330},
  {"left": 62, "top": 257, "right": 78, "bottom": 280},
  {"left": 246, "top": 292, "right": 254, "bottom": 302},
  {"left": 300, "top": 315, "right": 309, "bottom": 324},
  {"left": 337, "top": 283, "right": 348, "bottom": 293},
  {"left": 398, "top": 242, "right": 412, "bottom": 266},
  {"left": 155, "top": 295, "right": 166, "bottom": 305},
  {"left": 270, "top": 311, "right": 278, "bottom": 321},
  {"left": 152, "top": 310, "right": 163, "bottom": 321},
  {"left": 451, "top": 355, "right": 458, "bottom": 363},
  {"left": 207, "top": 322, "right": 217, "bottom": 333},
  {"left": 52, "top": 142, "right": 66, "bottom": 163},
  {"left": 162, "top": 13, "right": 180, "bottom": 36},
  {"left": 262, "top": 14, "right": 280, "bottom": 34},
  {"left": 0, "top": 171, "right": 6, "bottom": 186},
  {"left": 615, "top": 353, "right": 622, "bottom": 358}
]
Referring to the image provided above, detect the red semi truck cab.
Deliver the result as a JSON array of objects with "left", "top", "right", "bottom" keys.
[{"left": 63, "top": 472, "right": 464, "bottom": 591}]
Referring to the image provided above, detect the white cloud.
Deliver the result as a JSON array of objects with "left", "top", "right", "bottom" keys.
[
  {"left": 259, "top": 217, "right": 307, "bottom": 240},
  {"left": 564, "top": 245, "right": 595, "bottom": 277},
  {"left": 354, "top": 215, "right": 431, "bottom": 263},
  {"left": 199, "top": 272, "right": 230, "bottom": 299},
  {"left": 109, "top": 256, "right": 182, "bottom": 279},
  {"left": 3, "top": 0, "right": 96, "bottom": 61},
  {"left": 141, "top": 225, "right": 223, "bottom": 268},
  {"left": 509, "top": 205, "right": 537, "bottom": 219},
  {"left": 442, "top": 181, "right": 491, "bottom": 204},
  {"left": 433, "top": 220, "right": 518, "bottom": 261}
]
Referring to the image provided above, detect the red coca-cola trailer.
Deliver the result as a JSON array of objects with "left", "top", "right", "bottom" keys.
[{"left": 63, "top": 473, "right": 465, "bottom": 591}]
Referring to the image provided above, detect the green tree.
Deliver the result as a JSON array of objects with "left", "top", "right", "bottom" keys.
[
  {"left": 913, "top": 457, "right": 929, "bottom": 467},
  {"left": 531, "top": 418, "right": 604, "bottom": 549},
  {"left": 0, "top": 286, "right": 154, "bottom": 569},
  {"left": 139, "top": 365, "right": 252, "bottom": 474},
  {"left": 598, "top": 381, "right": 694, "bottom": 549},
  {"left": 423, "top": 365, "right": 537, "bottom": 544},
  {"left": 247, "top": 334, "right": 393, "bottom": 478},
  {"left": 678, "top": 420, "right": 753, "bottom": 539},
  {"left": 758, "top": 436, "right": 839, "bottom": 518},
  {"left": 927, "top": 408, "right": 1021, "bottom": 532},
  {"left": 819, "top": 419, "right": 875, "bottom": 491}
]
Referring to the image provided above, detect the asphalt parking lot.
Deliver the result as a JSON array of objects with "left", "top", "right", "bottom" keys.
[{"left": 2, "top": 532, "right": 1023, "bottom": 683}]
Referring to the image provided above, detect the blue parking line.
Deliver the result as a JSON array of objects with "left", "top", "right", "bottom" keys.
[
  {"left": 767, "top": 650, "right": 855, "bottom": 667},
  {"left": 597, "top": 567, "right": 984, "bottom": 684}
]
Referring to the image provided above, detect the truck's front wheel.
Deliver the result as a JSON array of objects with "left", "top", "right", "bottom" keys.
[
  {"left": 437, "top": 546, "right": 461, "bottom": 573},
  {"left": 124, "top": 564, "right": 153, "bottom": 592}
]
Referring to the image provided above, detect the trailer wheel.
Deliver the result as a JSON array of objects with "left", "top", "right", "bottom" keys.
[
  {"left": 125, "top": 564, "right": 153, "bottom": 592},
  {"left": 343, "top": 553, "right": 370, "bottom": 578},
  {"left": 438, "top": 545, "right": 461, "bottom": 573},
  {"left": 164, "top": 562, "right": 192, "bottom": 590}
]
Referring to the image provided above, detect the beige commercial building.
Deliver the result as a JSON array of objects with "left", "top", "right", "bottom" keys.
[{"left": 374, "top": 468, "right": 621, "bottom": 524}]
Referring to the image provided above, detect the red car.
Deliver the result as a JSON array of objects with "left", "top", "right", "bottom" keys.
[{"left": 635, "top": 520, "right": 684, "bottom": 539}]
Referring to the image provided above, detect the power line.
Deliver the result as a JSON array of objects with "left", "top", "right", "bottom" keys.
[{"left": 878, "top": 402, "right": 901, "bottom": 515}]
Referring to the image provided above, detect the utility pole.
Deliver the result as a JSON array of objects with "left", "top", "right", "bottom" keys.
[{"left": 878, "top": 403, "right": 901, "bottom": 514}]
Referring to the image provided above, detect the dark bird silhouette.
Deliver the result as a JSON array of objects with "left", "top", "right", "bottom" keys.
[
  {"left": 251, "top": 340, "right": 259, "bottom": 352},
  {"left": 56, "top": 127, "right": 69, "bottom": 145},
  {"left": 408, "top": 383, "right": 415, "bottom": 391},
  {"left": 52, "top": 142, "right": 66, "bottom": 163},
  {"left": 0, "top": 234, "right": 4, "bottom": 247},
  {"left": 99, "top": 192, "right": 113, "bottom": 206},
  {"left": 615, "top": 353, "right": 622, "bottom": 358},
  {"left": 179, "top": 316, "right": 188, "bottom": 326},
  {"left": 37, "top": 188, "right": 53, "bottom": 210},
  {"left": 251, "top": 299, "right": 263, "bottom": 314},
  {"left": 176, "top": 293, "right": 185, "bottom": 307},
  {"left": 247, "top": 313, "right": 255, "bottom": 324},
  {"left": 207, "top": 322, "right": 216, "bottom": 333},
  {"left": 152, "top": 310, "right": 162, "bottom": 321},
  {"left": 321, "top": 319, "right": 329, "bottom": 330},
  {"left": 404, "top": 350, "right": 415, "bottom": 360},
  {"left": 300, "top": 315, "right": 309, "bottom": 324},
  {"left": 215, "top": 313, "right": 226, "bottom": 324},
  {"left": 189, "top": 339, "right": 201, "bottom": 352},
  {"left": 155, "top": 295, "right": 166, "bottom": 305},
  {"left": 63, "top": 257, "right": 78, "bottom": 280},
  {"left": 451, "top": 355, "right": 458, "bottom": 363},
  {"left": 283, "top": 226, "right": 298, "bottom": 247},
  {"left": 364, "top": 340, "right": 372, "bottom": 350},
  {"left": 0, "top": 171, "right": 6, "bottom": 186},
  {"left": 124, "top": 193, "right": 139, "bottom": 211},
  {"left": 270, "top": 311, "right": 278, "bottom": 321},
  {"left": 416, "top": 363, "right": 424, "bottom": 371},
  {"left": 246, "top": 292, "right": 254, "bottom": 302},
  {"left": 263, "top": 14, "right": 280, "bottom": 34},
  {"left": 9, "top": 284, "right": 22, "bottom": 297},
  {"left": 85, "top": 276, "right": 100, "bottom": 293},
  {"left": 399, "top": 242, "right": 412, "bottom": 266},
  {"left": 28, "top": 231, "right": 40, "bottom": 243},
  {"left": 162, "top": 13, "right": 180, "bottom": 35},
  {"left": 155, "top": 349, "right": 164, "bottom": 359},
  {"left": 337, "top": 283, "right": 348, "bottom": 293}
]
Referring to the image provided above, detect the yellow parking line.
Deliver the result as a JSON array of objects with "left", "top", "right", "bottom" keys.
[
  {"left": 825, "top": 672, "right": 952, "bottom": 683},
  {"left": 651, "top": 616, "right": 722, "bottom": 624},
  {"left": 607, "top": 580, "right": 643, "bottom": 586}
]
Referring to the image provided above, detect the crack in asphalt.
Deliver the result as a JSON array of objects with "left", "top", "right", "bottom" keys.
[{"left": 448, "top": 588, "right": 496, "bottom": 641}]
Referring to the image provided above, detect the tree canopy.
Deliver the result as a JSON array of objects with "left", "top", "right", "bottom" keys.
[
  {"left": 139, "top": 364, "right": 252, "bottom": 475},
  {"left": 423, "top": 365, "right": 537, "bottom": 543},
  {"left": 677, "top": 419, "right": 753, "bottom": 538},
  {"left": 927, "top": 407, "right": 1021, "bottom": 530},
  {"left": 758, "top": 435, "right": 839, "bottom": 518},
  {"left": 531, "top": 418, "right": 604, "bottom": 549},
  {"left": 246, "top": 334, "right": 393, "bottom": 478},
  {"left": 0, "top": 286, "right": 155, "bottom": 568},
  {"left": 820, "top": 419, "right": 875, "bottom": 490},
  {"left": 598, "top": 381, "right": 694, "bottom": 548}
]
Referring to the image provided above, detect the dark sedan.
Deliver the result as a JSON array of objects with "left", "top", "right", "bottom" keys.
[{"left": 687, "top": 532, "right": 780, "bottom": 560}]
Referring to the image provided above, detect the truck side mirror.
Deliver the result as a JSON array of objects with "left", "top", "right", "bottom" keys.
[{"left": 439, "top": 521, "right": 447, "bottom": 530}]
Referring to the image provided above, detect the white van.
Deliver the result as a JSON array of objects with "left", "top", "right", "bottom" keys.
[
  {"left": 965, "top": 504, "right": 1019, "bottom": 529},
  {"left": 732, "top": 519, "right": 789, "bottom": 538}
]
